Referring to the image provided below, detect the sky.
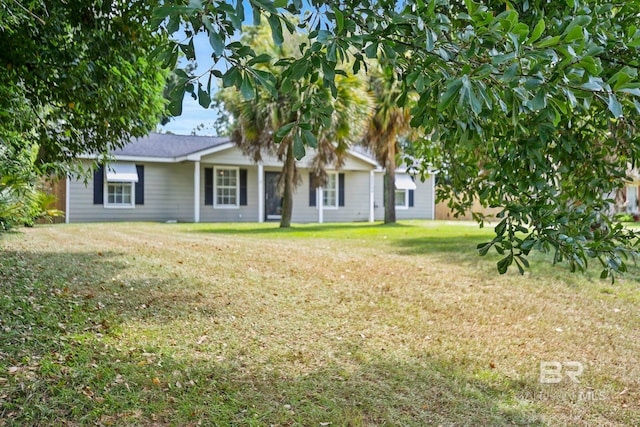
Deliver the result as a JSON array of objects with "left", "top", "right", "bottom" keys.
[{"left": 159, "top": 94, "right": 219, "bottom": 136}]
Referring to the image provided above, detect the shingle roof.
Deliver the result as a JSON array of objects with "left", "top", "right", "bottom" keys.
[
  {"left": 110, "top": 133, "right": 381, "bottom": 167},
  {"left": 112, "top": 133, "right": 231, "bottom": 158}
]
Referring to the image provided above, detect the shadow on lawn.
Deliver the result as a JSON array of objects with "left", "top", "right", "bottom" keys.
[
  {"left": 188, "top": 222, "right": 413, "bottom": 236},
  {"left": 171, "top": 354, "right": 545, "bottom": 426},
  {"left": 0, "top": 248, "right": 545, "bottom": 426},
  {"left": 393, "top": 235, "right": 491, "bottom": 256}
]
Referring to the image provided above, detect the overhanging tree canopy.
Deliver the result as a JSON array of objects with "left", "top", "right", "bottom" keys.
[
  {"left": 154, "top": 1, "right": 640, "bottom": 276},
  {"left": 0, "top": 0, "right": 168, "bottom": 170}
]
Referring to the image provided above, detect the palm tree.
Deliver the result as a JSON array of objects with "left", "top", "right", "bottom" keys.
[
  {"left": 218, "top": 25, "right": 372, "bottom": 227},
  {"left": 362, "top": 64, "right": 415, "bottom": 224}
]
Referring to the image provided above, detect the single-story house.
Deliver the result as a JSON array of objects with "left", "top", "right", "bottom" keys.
[{"left": 64, "top": 133, "right": 435, "bottom": 223}]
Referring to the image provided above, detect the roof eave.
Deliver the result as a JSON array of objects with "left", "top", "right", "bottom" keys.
[
  {"left": 346, "top": 149, "right": 380, "bottom": 168},
  {"left": 186, "top": 142, "right": 237, "bottom": 161},
  {"left": 76, "top": 153, "right": 182, "bottom": 163}
]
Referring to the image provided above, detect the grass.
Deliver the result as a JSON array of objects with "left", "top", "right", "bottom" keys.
[{"left": 0, "top": 221, "right": 638, "bottom": 426}]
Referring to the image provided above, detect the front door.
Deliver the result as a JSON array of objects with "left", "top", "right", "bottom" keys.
[{"left": 265, "top": 172, "right": 282, "bottom": 220}]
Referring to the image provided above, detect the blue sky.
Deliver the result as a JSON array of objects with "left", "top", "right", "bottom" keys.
[{"left": 160, "top": 93, "right": 219, "bottom": 136}]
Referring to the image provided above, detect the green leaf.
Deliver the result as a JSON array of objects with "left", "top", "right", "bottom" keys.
[
  {"left": 563, "top": 25, "right": 584, "bottom": 42},
  {"left": 197, "top": 85, "right": 210, "bottom": 108},
  {"left": 579, "top": 56, "right": 601, "bottom": 76},
  {"left": 240, "top": 74, "right": 255, "bottom": 100},
  {"left": 168, "top": 84, "right": 186, "bottom": 116},
  {"left": 327, "top": 42, "right": 337, "bottom": 62},
  {"left": 209, "top": 32, "right": 225, "bottom": 56},
  {"left": 517, "top": 255, "right": 530, "bottom": 268},
  {"left": 527, "top": 18, "right": 545, "bottom": 44},
  {"left": 252, "top": 7, "right": 261, "bottom": 25},
  {"left": 317, "top": 30, "right": 332, "bottom": 44},
  {"left": 438, "top": 78, "right": 463, "bottom": 111},
  {"left": 497, "top": 254, "right": 513, "bottom": 274},
  {"left": 247, "top": 53, "right": 272, "bottom": 66},
  {"left": 520, "top": 239, "right": 535, "bottom": 251},
  {"left": 151, "top": 5, "right": 176, "bottom": 30},
  {"left": 301, "top": 129, "right": 317, "bottom": 148},
  {"left": 274, "top": 123, "right": 295, "bottom": 143},
  {"left": 252, "top": 69, "right": 277, "bottom": 97},
  {"left": 469, "top": 86, "right": 482, "bottom": 114},
  {"left": 581, "top": 77, "right": 604, "bottom": 91},
  {"left": 528, "top": 89, "right": 546, "bottom": 111},
  {"left": 180, "top": 39, "right": 196, "bottom": 61},
  {"left": 268, "top": 15, "right": 284, "bottom": 46},
  {"left": 222, "top": 68, "right": 239, "bottom": 88},
  {"left": 535, "top": 36, "right": 561, "bottom": 48},
  {"left": 515, "top": 258, "right": 525, "bottom": 275},
  {"left": 293, "top": 131, "right": 306, "bottom": 159},
  {"left": 236, "top": 0, "right": 245, "bottom": 25},
  {"left": 167, "top": 14, "right": 180, "bottom": 34},
  {"left": 600, "top": 269, "right": 609, "bottom": 279},
  {"left": 334, "top": 7, "right": 344, "bottom": 32},
  {"left": 426, "top": 29, "right": 436, "bottom": 52},
  {"left": 620, "top": 87, "right": 640, "bottom": 96},
  {"left": 492, "top": 52, "right": 515, "bottom": 66},
  {"left": 608, "top": 93, "right": 623, "bottom": 118},
  {"left": 477, "top": 242, "right": 492, "bottom": 256},
  {"left": 365, "top": 43, "right": 378, "bottom": 58},
  {"left": 289, "top": 60, "right": 308, "bottom": 80}
]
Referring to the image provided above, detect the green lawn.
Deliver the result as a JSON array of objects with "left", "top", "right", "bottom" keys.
[{"left": 1, "top": 221, "right": 638, "bottom": 426}]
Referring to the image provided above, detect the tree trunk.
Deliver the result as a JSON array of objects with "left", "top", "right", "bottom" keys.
[
  {"left": 280, "top": 139, "right": 295, "bottom": 228},
  {"left": 384, "top": 143, "right": 396, "bottom": 224}
]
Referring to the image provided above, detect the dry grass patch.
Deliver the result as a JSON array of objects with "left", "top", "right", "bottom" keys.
[{"left": 0, "top": 221, "right": 638, "bottom": 426}]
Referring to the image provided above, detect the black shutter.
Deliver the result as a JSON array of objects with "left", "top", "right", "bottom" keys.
[
  {"left": 309, "top": 173, "right": 316, "bottom": 206},
  {"left": 409, "top": 189, "right": 414, "bottom": 207},
  {"left": 239, "top": 169, "right": 247, "bottom": 206},
  {"left": 338, "top": 173, "right": 345, "bottom": 207},
  {"left": 93, "top": 165, "right": 104, "bottom": 205},
  {"left": 135, "top": 165, "right": 144, "bottom": 205},
  {"left": 204, "top": 167, "right": 213, "bottom": 206}
]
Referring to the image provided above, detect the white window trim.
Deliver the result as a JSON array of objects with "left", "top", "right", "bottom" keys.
[
  {"left": 213, "top": 166, "right": 240, "bottom": 209},
  {"left": 323, "top": 172, "right": 339, "bottom": 210},
  {"left": 104, "top": 180, "right": 135, "bottom": 209},
  {"left": 395, "top": 189, "right": 409, "bottom": 210}
]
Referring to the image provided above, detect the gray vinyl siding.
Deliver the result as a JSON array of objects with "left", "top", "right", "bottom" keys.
[
  {"left": 67, "top": 152, "right": 433, "bottom": 223},
  {"left": 291, "top": 170, "right": 373, "bottom": 223},
  {"left": 373, "top": 173, "right": 435, "bottom": 221},
  {"left": 201, "top": 148, "right": 255, "bottom": 167},
  {"left": 199, "top": 165, "right": 259, "bottom": 222},
  {"left": 68, "top": 161, "right": 194, "bottom": 223}
]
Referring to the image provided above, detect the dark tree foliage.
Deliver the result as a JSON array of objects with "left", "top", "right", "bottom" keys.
[{"left": 0, "top": 0, "right": 168, "bottom": 170}]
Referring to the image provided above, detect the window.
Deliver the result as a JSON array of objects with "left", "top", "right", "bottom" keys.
[
  {"left": 215, "top": 167, "right": 238, "bottom": 207},
  {"left": 107, "top": 183, "right": 133, "bottom": 205},
  {"left": 323, "top": 173, "right": 338, "bottom": 208},
  {"left": 395, "top": 190, "right": 408, "bottom": 208},
  {"left": 103, "top": 163, "right": 138, "bottom": 208},
  {"left": 394, "top": 173, "right": 415, "bottom": 209}
]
